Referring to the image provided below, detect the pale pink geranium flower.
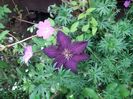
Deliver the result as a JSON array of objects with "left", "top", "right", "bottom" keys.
[
  {"left": 124, "top": 0, "right": 131, "bottom": 8},
  {"left": 36, "top": 19, "right": 55, "bottom": 39},
  {"left": 23, "top": 45, "right": 33, "bottom": 64}
]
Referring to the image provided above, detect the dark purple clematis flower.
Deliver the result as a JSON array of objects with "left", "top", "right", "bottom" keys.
[{"left": 43, "top": 31, "right": 89, "bottom": 72}]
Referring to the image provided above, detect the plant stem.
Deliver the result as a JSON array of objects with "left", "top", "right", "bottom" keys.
[
  {"left": 13, "top": 16, "right": 36, "bottom": 25},
  {"left": 8, "top": 33, "right": 24, "bottom": 47},
  {"left": 6, "top": 35, "right": 37, "bottom": 47}
]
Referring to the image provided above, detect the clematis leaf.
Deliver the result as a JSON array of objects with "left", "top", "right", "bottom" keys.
[
  {"left": 71, "top": 1, "right": 78, "bottom": 6},
  {"left": 91, "top": 17, "right": 98, "bottom": 27},
  {"left": 70, "top": 21, "right": 79, "bottom": 32},
  {"left": 92, "top": 27, "right": 97, "bottom": 35},
  {"left": 76, "top": 34, "right": 84, "bottom": 41},
  {"left": 78, "top": 13, "right": 86, "bottom": 20},
  {"left": 86, "top": 8, "right": 96, "bottom": 15},
  {"left": 62, "top": 26, "right": 70, "bottom": 34},
  {"left": 82, "top": 24, "right": 89, "bottom": 32}
]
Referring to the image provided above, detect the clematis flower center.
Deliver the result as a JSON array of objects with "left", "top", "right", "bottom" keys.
[{"left": 62, "top": 49, "right": 73, "bottom": 60}]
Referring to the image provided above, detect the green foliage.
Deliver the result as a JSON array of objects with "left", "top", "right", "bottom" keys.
[
  {"left": 0, "top": 30, "right": 9, "bottom": 43},
  {"left": 23, "top": 63, "right": 85, "bottom": 99},
  {"left": 82, "top": 88, "right": 99, "bottom": 99},
  {"left": 98, "top": 34, "right": 126, "bottom": 54},
  {"left": 48, "top": 4, "right": 73, "bottom": 26},
  {"left": 0, "top": 0, "right": 133, "bottom": 99},
  {"left": 0, "top": 5, "right": 11, "bottom": 19},
  {"left": 104, "top": 83, "right": 130, "bottom": 99}
]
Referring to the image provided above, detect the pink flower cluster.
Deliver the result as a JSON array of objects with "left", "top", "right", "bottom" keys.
[
  {"left": 23, "top": 45, "right": 33, "bottom": 64},
  {"left": 36, "top": 19, "right": 55, "bottom": 39},
  {"left": 23, "top": 19, "right": 55, "bottom": 64},
  {"left": 124, "top": 0, "right": 131, "bottom": 8}
]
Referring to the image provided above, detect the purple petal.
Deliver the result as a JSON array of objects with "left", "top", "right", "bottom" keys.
[
  {"left": 72, "top": 53, "right": 89, "bottom": 63},
  {"left": 43, "top": 46, "right": 59, "bottom": 58},
  {"left": 65, "top": 60, "right": 77, "bottom": 72},
  {"left": 124, "top": 0, "right": 131, "bottom": 8},
  {"left": 71, "top": 41, "right": 88, "bottom": 54},
  {"left": 54, "top": 55, "right": 66, "bottom": 68},
  {"left": 57, "top": 31, "right": 71, "bottom": 48}
]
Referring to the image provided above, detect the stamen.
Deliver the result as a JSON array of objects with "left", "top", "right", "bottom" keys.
[{"left": 62, "top": 49, "right": 73, "bottom": 60}]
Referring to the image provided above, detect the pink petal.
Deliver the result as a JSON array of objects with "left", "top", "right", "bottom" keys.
[
  {"left": 36, "top": 29, "right": 44, "bottom": 37},
  {"left": 42, "top": 27, "right": 55, "bottom": 39},
  {"left": 57, "top": 31, "right": 71, "bottom": 48},
  {"left": 37, "top": 21, "right": 45, "bottom": 29},
  {"left": 124, "top": 0, "right": 131, "bottom": 8},
  {"left": 71, "top": 41, "right": 88, "bottom": 54},
  {"left": 44, "top": 19, "right": 51, "bottom": 27},
  {"left": 36, "top": 19, "right": 55, "bottom": 39},
  {"left": 23, "top": 45, "right": 33, "bottom": 64}
]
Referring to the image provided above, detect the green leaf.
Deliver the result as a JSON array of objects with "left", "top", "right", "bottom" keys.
[
  {"left": 27, "top": 25, "right": 36, "bottom": 33},
  {"left": 78, "top": 13, "right": 86, "bottom": 20},
  {"left": 32, "top": 44, "right": 40, "bottom": 52},
  {"left": 76, "top": 34, "right": 84, "bottom": 41},
  {"left": 82, "top": 88, "right": 99, "bottom": 99},
  {"left": 82, "top": 24, "right": 89, "bottom": 32},
  {"left": 0, "top": 30, "right": 9, "bottom": 42},
  {"left": 0, "top": 60, "right": 8, "bottom": 69},
  {"left": 3, "top": 5, "right": 11, "bottom": 13},
  {"left": 32, "top": 37, "right": 45, "bottom": 47},
  {"left": 92, "top": 27, "right": 97, "bottom": 35},
  {"left": 67, "top": 94, "right": 75, "bottom": 99},
  {"left": 70, "top": 21, "right": 79, "bottom": 32},
  {"left": 71, "top": 1, "right": 78, "bottom": 6},
  {"left": 0, "top": 23, "right": 5, "bottom": 29},
  {"left": 107, "top": 83, "right": 118, "bottom": 90},
  {"left": 48, "top": 18, "right": 55, "bottom": 26},
  {"left": 47, "top": 36, "right": 56, "bottom": 44},
  {"left": 91, "top": 17, "right": 98, "bottom": 27},
  {"left": 62, "top": 26, "right": 70, "bottom": 34},
  {"left": 86, "top": 8, "right": 96, "bottom": 15},
  {"left": 119, "top": 85, "right": 130, "bottom": 98}
]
